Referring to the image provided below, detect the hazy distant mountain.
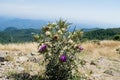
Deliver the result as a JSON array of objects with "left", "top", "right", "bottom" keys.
[
  {"left": 0, "top": 17, "right": 48, "bottom": 31},
  {"left": 74, "top": 22, "right": 120, "bottom": 29},
  {"left": 81, "top": 28, "right": 101, "bottom": 32},
  {"left": 0, "top": 17, "right": 120, "bottom": 31}
]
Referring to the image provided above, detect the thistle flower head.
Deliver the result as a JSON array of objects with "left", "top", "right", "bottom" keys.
[
  {"left": 60, "top": 54, "right": 67, "bottom": 62},
  {"left": 75, "top": 45, "right": 84, "bottom": 51},
  {"left": 79, "top": 46, "right": 83, "bottom": 51},
  {"left": 53, "top": 34, "right": 59, "bottom": 40},
  {"left": 39, "top": 44, "right": 47, "bottom": 52}
]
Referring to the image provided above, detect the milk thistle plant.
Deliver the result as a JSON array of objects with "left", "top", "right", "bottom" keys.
[{"left": 35, "top": 19, "right": 84, "bottom": 80}]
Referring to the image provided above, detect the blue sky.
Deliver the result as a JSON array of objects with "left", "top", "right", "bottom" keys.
[{"left": 0, "top": 0, "right": 120, "bottom": 25}]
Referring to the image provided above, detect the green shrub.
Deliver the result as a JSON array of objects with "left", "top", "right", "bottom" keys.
[
  {"left": 113, "top": 35, "right": 120, "bottom": 41},
  {"left": 36, "top": 19, "right": 84, "bottom": 80}
]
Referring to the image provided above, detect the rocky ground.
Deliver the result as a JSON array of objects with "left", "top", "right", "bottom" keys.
[
  {"left": 0, "top": 50, "right": 45, "bottom": 80},
  {"left": 0, "top": 41, "right": 120, "bottom": 80},
  {"left": 78, "top": 57, "right": 120, "bottom": 80},
  {"left": 0, "top": 50, "right": 120, "bottom": 80}
]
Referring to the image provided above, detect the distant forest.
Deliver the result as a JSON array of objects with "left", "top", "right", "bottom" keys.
[
  {"left": 0, "top": 27, "right": 40, "bottom": 43},
  {"left": 83, "top": 28, "right": 120, "bottom": 40},
  {"left": 0, "top": 27, "right": 120, "bottom": 43}
]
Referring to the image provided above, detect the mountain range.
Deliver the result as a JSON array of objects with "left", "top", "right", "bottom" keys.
[
  {"left": 0, "top": 17, "right": 48, "bottom": 31},
  {"left": 0, "top": 17, "right": 120, "bottom": 31}
]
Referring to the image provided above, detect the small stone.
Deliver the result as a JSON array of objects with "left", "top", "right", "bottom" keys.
[
  {"left": 30, "top": 52, "right": 39, "bottom": 56},
  {"left": 0, "top": 51, "right": 7, "bottom": 57},
  {"left": 0, "top": 73, "right": 2, "bottom": 78},
  {"left": 1, "top": 62, "right": 5, "bottom": 65},
  {"left": 0, "top": 68, "right": 4, "bottom": 72},
  {"left": 90, "top": 61, "right": 96, "bottom": 65},
  {"left": 29, "top": 57, "right": 40, "bottom": 63},
  {"left": 0, "top": 57, "right": 6, "bottom": 62},
  {"left": 18, "top": 56, "right": 29, "bottom": 62},
  {"left": 104, "top": 70, "right": 113, "bottom": 76},
  {"left": 19, "top": 73, "right": 30, "bottom": 79},
  {"left": 17, "top": 67, "right": 25, "bottom": 72}
]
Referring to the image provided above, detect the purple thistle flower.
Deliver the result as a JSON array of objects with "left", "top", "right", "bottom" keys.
[
  {"left": 79, "top": 46, "right": 83, "bottom": 51},
  {"left": 39, "top": 44, "right": 47, "bottom": 52},
  {"left": 60, "top": 54, "right": 67, "bottom": 62}
]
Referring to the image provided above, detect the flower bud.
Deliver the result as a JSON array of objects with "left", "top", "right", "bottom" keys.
[
  {"left": 45, "top": 31, "right": 51, "bottom": 36},
  {"left": 68, "top": 35, "right": 71, "bottom": 38},
  {"left": 74, "top": 44, "right": 78, "bottom": 48},
  {"left": 61, "top": 28, "right": 66, "bottom": 31},
  {"left": 68, "top": 39, "right": 73, "bottom": 44},
  {"left": 48, "top": 25, "right": 53, "bottom": 29},
  {"left": 43, "top": 26, "right": 50, "bottom": 31},
  {"left": 63, "top": 46, "right": 67, "bottom": 50},
  {"left": 33, "top": 34, "right": 39, "bottom": 41},
  {"left": 52, "top": 22, "right": 57, "bottom": 27},
  {"left": 58, "top": 30, "right": 62, "bottom": 34}
]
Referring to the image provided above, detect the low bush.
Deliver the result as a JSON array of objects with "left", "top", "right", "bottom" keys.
[{"left": 35, "top": 19, "right": 84, "bottom": 80}]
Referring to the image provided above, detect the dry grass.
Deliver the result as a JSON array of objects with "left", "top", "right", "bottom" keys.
[
  {"left": 81, "top": 40, "right": 120, "bottom": 60},
  {"left": 0, "top": 40, "right": 120, "bottom": 59},
  {"left": 22, "top": 62, "right": 45, "bottom": 75},
  {"left": 0, "top": 42, "right": 38, "bottom": 53}
]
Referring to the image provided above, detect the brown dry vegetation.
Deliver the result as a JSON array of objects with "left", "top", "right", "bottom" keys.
[
  {"left": 0, "top": 40, "right": 120, "bottom": 59},
  {"left": 0, "top": 42, "right": 38, "bottom": 54},
  {"left": 81, "top": 40, "right": 120, "bottom": 60}
]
